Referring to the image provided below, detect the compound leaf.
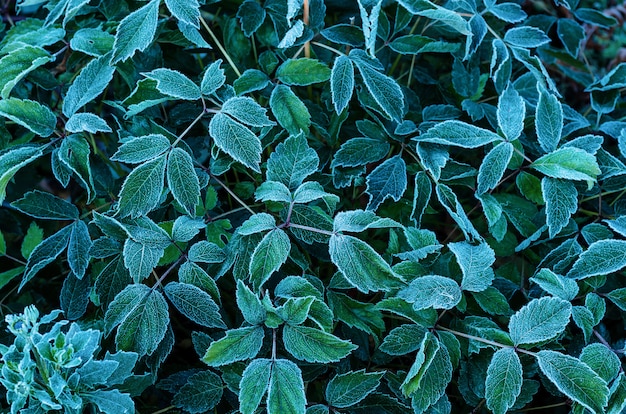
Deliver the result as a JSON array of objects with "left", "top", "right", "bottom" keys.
[{"left": 267, "top": 132, "right": 319, "bottom": 190}]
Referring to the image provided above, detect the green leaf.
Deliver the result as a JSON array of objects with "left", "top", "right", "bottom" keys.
[
  {"left": 292, "top": 181, "right": 338, "bottom": 205},
  {"left": 449, "top": 241, "right": 495, "bottom": 292},
  {"left": 111, "top": 134, "right": 171, "bottom": 164},
  {"left": 497, "top": 84, "right": 525, "bottom": 140},
  {"left": 123, "top": 239, "right": 164, "bottom": 283},
  {"left": 167, "top": 147, "right": 200, "bottom": 216},
  {"left": 283, "top": 324, "right": 357, "bottom": 363},
  {"left": 0, "top": 231, "right": 5, "bottom": 255},
  {"left": 330, "top": 55, "right": 354, "bottom": 114},
  {"left": 21, "top": 225, "right": 72, "bottom": 290},
  {"left": 566, "top": 239, "right": 626, "bottom": 279},
  {"left": 400, "top": 332, "right": 438, "bottom": 396},
  {"left": 179, "top": 261, "right": 220, "bottom": 302},
  {"left": 504, "top": 26, "right": 551, "bottom": 48},
  {"left": 353, "top": 57, "right": 404, "bottom": 122},
  {"left": 82, "top": 389, "right": 135, "bottom": 414},
  {"left": 542, "top": 177, "right": 577, "bottom": 238},
  {"left": 399, "top": 0, "right": 470, "bottom": 35},
  {"left": 239, "top": 358, "right": 272, "bottom": 414},
  {"left": 164, "top": 282, "right": 226, "bottom": 328},
  {"left": 436, "top": 183, "right": 480, "bottom": 240},
  {"left": 333, "top": 209, "right": 401, "bottom": 234},
  {"left": 329, "top": 291, "right": 386, "bottom": 337},
  {"left": 165, "top": 0, "right": 200, "bottom": 28},
  {"left": 249, "top": 228, "right": 291, "bottom": 290},
  {"left": 0, "top": 98, "right": 56, "bottom": 136},
  {"left": 68, "top": 220, "right": 92, "bottom": 279},
  {"left": 529, "top": 269, "right": 579, "bottom": 301},
  {"left": 331, "top": 137, "right": 389, "bottom": 169},
  {"left": 398, "top": 275, "right": 462, "bottom": 310},
  {"left": 606, "top": 287, "right": 626, "bottom": 311},
  {"left": 63, "top": 54, "right": 115, "bottom": 117},
  {"left": 277, "top": 19, "right": 304, "bottom": 49},
  {"left": 276, "top": 296, "right": 315, "bottom": 325},
  {"left": 379, "top": 324, "right": 427, "bottom": 355},
  {"left": 388, "top": 34, "right": 435, "bottom": 54},
  {"left": 58, "top": 134, "right": 96, "bottom": 202},
  {"left": 0, "top": 45, "right": 50, "bottom": 99},
  {"left": 557, "top": 18, "right": 585, "bottom": 57},
  {"left": 142, "top": 68, "right": 201, "bottom": 101},
  {"left": 233, "top": 68, "right": 270, "bottom": 95},
  {"left": 267, "top": 359, "right": 306, "bottom": 414},
  {"left": 326, "top": 369, "right": 385, "bottom": 408},
  {"left": 0, "top": 267, "right": 23, "bottom": 291},
  {"left": 12, "top": 190, "right": 79, "bottom": 220},
  {"left": 608, "top": 373, "right": 626, "bottom": 414},
  {"left": 172, "top": 370, "right": 223, "bottom": 413},
  {"left": 485, "top": 348, "right": 523, "bottom": 414},
  {"left": 20, "top": 222, "right": 43, "bottom": 260},
  {"left": 209, "top": 112, "right": 262, "bottom": 173},
  {"left": 277, "top": 58, "right": 331, "bottom": 86},
  {"left": 238, "top": 213, "right": 277, "bottom": 236},
  {"left": 416, "top": 120, "right": 502, "bottom": 148},
  {"left": 535, "top": 88, "right": 563, "bottom": 153},
  {"left": 188, "top": 241, "right": 224, "bottom": 263},
  {"left": 531, "top": 147, "right": 601, "bottom": 183},
  {"left": 237, "top": 0, "right": 266, "bottom": 37},
  {"left": 65, "top": 112, "right": 112, "bottom": 134},
  {"left": 202, "top": 326, "right": 264, "bottom": 366},
  {"left": 171, "top": 216, "right": 204, "bottom": 242},
  {"left": 477, "top": 142, "right": 514, "bottom": 194},
  {"left": 508, "top": 296, "right": 572, "bottom": 346},
  {"left": 365, "top": 155, "right": 407, "bottom": 212},
  {"left": 70, "top": 27, "right": 115, "bottom": 56},
  {"left": 104, "top": 284, "right": 169, "bottom": 356},
  {"left": 236, "top": 280, "right": 266, "bottom": 325},
  {"left": 329, "top": 234, "right": 404, "bottom": 293},
  {"left": 580, "top": 343, "right": 621, "bottom": 383},
  {"left": 112, "top": 0, "right": 160, "bottom": 63},
  {"left": 117, "top": 154, "right": 167, "bottom": 218},
  {"left": 487, "top": 2, "right": 527, "bottom": 23},
  {"left": 537, "top": 350, "right": 609, "bottom": 414},
  {"left": 222, "top": 97, "right": 275, "bottom": 128},
  {"left": 267, "top": 132, "right": 319, "bottom": 190},
  {"left": 270, "top": 84, "right": 311, "bottom": 135},
  {"left": 201, "top": 59, "right": 225, "bottom": 96}
]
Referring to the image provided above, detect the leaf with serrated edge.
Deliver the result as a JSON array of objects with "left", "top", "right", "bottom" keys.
[
  {"left": 249, "top": 229, "right": 291, "bottom": 290},
  {"left": 172, "top": 370, "right": 223, "bottom": 413},
  {"left": 201, "top": 59, "right": 225, "bottom": 96},
  {"left": 222, "top": 96, "right": 275, "bottom": 127},
  {"left": 542, "top": 177, "right": 577, "bottom": 238},
  {"left": 209, "top": 112, "right": 262, "bottom": 172},
  {"left": 68, "top": 220, "right": 91, "bottom": 280},
  {"left": 509, "top": 296, "right": 571, "bottom": 346},
  {"left": 239, "top": 359, "right": 272, "bottom": 414},
  {"left": 267, "top": 132, "right": 319, "bottom": 190},
  {"left": 270, "top": 85, "right": 311, "bottom": 135},
  {"left": 365, "top": 155, "right": 407, "bottom": 212},
  {"left": 111, "top": 0, "right": 159, "bottom": 63},
  {"left": 188, "top": 240, "right": 224, "bottom": 263},
  {"left": 567, "top": 239, "right": 626, "bottom": 279},
  {"left": 63, "top": 53, "right": 115, "bottom": 117},
  {"left": 283, "top": 324, "right": 357, "bottom": 363},
  {"left": 416, "top": 120, "right": 502, "bottom": 148},
  {"left": 65, "top": 113, "right": 112, "bottom": 134},
  {"left": 0, "top": 99, "right": 56, "bottom": 137},
  {"left": 477, "top": 142, "right": 514, "bottom": 194},
  {"left": 485, "top": 348, "right": 523, "bottom": 414},
  {"left": 167, "top": 147, "right": 200, "bottom": 216},
  {"left": 117, "top": 154, "right": 166, "bottom": 218},
  {"left": 165, "top": 0, "right": 200, "bottom": 28},
  {"left": 537, "top": 350, "right": 609, "bottom": 414},
  {"left": 530, "top": 269, "right": 579, "bottom": 301},
  {"left": 21, "top": 225, "right": 72, "bottom": 290},
  {"left": 123, "top": 238, "right": 164, "bottom": 283},
  {"left": 202, "top": 326, "right": 264, "bottom": 366},
  {"left": 536, "top": 88, "right": 563, "bottom": 153},
  {"left": 326, "top": 369, "right": 385, "bottom": 408},
  {"left": 267, "top": 359, "right": 306, "bottom": 414},
  {"left": 531, "top": 147, "right": 600, "bottom": 183},
  {"left": 111, "top": 134, "right": 171, "bottom": 164},
  {"left": 164, "top": 282, "right": 225, "bottom": 328},
  {"left": 142, "top": 68, "right": 201, "bottom": 100},
  {"left": 353, "top": 59, "right": 404, "bottom": 122},
  {"left": 236, "top": 280, "right": 266, "bottom": 325},
  {"left": 397, "top": 275, "right": 462, "bottom": 310},
  {"left": 331, "top": 55, "right": 354, "bottom": 113},
  {"left": 497, "top": 84, "right": 525, "bottom": 140},
  {"left": 449, "top": 241, "right": 495, "bottom": 292},
  {"left": 12, "top": 190, "right": 78, "bottom": 220},
  {"left": 0, "top": 45, "right": 50, "bottom": 99}
]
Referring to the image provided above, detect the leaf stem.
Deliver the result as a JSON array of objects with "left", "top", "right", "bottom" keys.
[
  {"left": 151, "top": 405, "right": 176, "bottom": 414},
  {"left": 199, "top": 14, "right": 241, "bottom": 77},
  {"left": 172, "top": 99, "right": 206, "bottom": 148},
  {"left": 435, "top": 325, "right": 537, "bottom": 357},
  {"left": 211, "top": 175, "right": 255, "bottom": 215},
  {"left": 152, "top": 256, "right": 184, "bottom": 290},
  {"left": 303, "top": 0, "right": 310, "bottom": 58},
  {"left": 286, "top": 222, "right": 335, "bottom": 236},
  {"left": 311, "top": 41, "right": 346, "bottom": 56}
]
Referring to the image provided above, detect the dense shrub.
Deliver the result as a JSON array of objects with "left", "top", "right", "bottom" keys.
[{"left": 0, "top": 0, "right": 625, "bottom": 412}]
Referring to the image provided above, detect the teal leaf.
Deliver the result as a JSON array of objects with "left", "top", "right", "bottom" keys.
[
  {"left": 167, "top": 147, "right": 200, "bottom": 216},
  {"left": 277, "top": 58, "right": 331, "bottom": 86},
  {"left": 333, "top": 209, "right": 401, "bottom": 233},
  {"left": 233, "top": 68, "right": 270, "bottom": 95},
  {"left": 537, "top": 350, "right": 609, "bottom": 414},
  {"left": 70, "top": 27, "right": 115, "bottom": 57},
  {"left": 379, "top": 324, "right": 427, "bottom": 355},
  {"left": 365, "top": 155, "right": 407, "bottom": 212},
  {"left": 535, "top": 88, "right": 563, "bottom": 153},
  {"left": 416, "top": 120, "right": 502, "bottom": 148},
  {"left": 267, "top": 132, "right": 319, "bottom": 190},
  {"left": 276, "top": 296, "right": 315, "bottom": 325},
  {"left": 504, "top": 26, "right": 551, "bottom": 48},
  {"left": 325, "top": 369, "right": 385, "bottom": 408},
  {"left": 411, "top": 171, "right": 432, "bottom": 226},
  {"left": 0, "top": 45, "right": 50, "bottom": 99},
  {"left": 111, "top": 134, "right": 171, "bottom": 164},
  {"left": 60, "top": 272, "right": 90, "bottom": 320},
  {"left": 0, "top": 98, "right": 56, "bottom": 137},
  {"left": 509, "top": 296, "right": 571, "bottom": 346},
  {"left": 179, "top": 261, "right": 220, "bottom": 302},
  {"left": 400, "top": 332, "right": 438, "bottom": 396},
  {"left": 188, "top": 241, "right": 225, "bottom": 263},
  {"left": 239, "top": 358, "right": 272, "bottom": 414},
  {"left": 529, "top": 269, "right": 579, "bottom": 301},
  {"left": 209, "top": 112, "right": 262, "bottom": 173},
  {"left": 237, "top": 0, "right": 266, "bottom": 37},
  {"left": 436, "top": 183, "right": 481, "bottom": 241},
  {"left": 477, "top": 142, "right": 514, "bottom": 194},
  {"left": 65, "top": 112, "right": 112, "bottom": 134},
  {"left": 566, "top": 239, "right": 626, "bottom": 279},
  {"left": 58, "top": 134, "right": 95, "bottom": 202},
  {"left": 330, "top": 55, "right": 354, "bottom": 114},
  {"left": 283, "top": 324, "right": 357, "bottom": 363},
  {"left": 485, "top": 348, "right": 523, "bottom": 414},
  {"left": 497, "top": 85, "right": 525, "bottom": 141},
  {"left": 399, "top": 1, "right": 470, "bottom": 35},
  {"left": 607, "top": 287, "right": 626, "bottom": 311},
  {"left": 104, "top": 284, "right": 169, "bottom": 356},
  {"left": 171, "top": 216, "right": 205, "bottom": 242},
  {"left": 117, "top": 154, "right": 167, "bottom": 218},
  {"left": 267, "top": 359, "right": 306, "bottom": 414},
  {"left": 580, "top": 343, "right": 621, "bottom": 383},
  {"left": 104, "top": 351, "right": 139, "bottom": 385},
  {"left": 331, "top": 137, "right": 389, "bottom": 168},
  {"left": 202, "top": 326, "right": 264, "bottom": 366},
  {"left": 249, "top": 228, "right": 291, "bottom": 290},
  {"left": 487, "top": 2, "right": 527, "bottom": 23},
  {"left": 68, "top": 220, "right": 91, "bottom": 280},
  {"left": 353, "top": 57, "right": 404, "bottom": 122},
  {"left": 123, "top": 239, "right": 164, "bottom": 283},
  {"left": 21, "top": 225, "right": 71, "bottom": 290},
  {"left": 165, "top": 0, "right": 200, "bottom": 28},
  {"left": 542, "top": 177, "right": 577, "bottom": 238},
  {"left": 164, "top": 282, "right": 226, "bottom": 328},
  {"left": 255, "top": 181, "right": 292, "bottom": 203},
  {"left": 12, "top": 190, "right": 78, "bottom": 220},
  {"left": 173, "top": 371, "right": 223, "bottom": 413},
  {"left": 531, "top": 147, "right": 601, "bottom": 183},
  {"left": 82, "top": 389, "right": 135, "bottom": 414},
  {"left": 357, "top": 0, "right": 382, "bottom": 57},
  {"left": 398, "top": 275, "right": 462, "bottom": 310},
  {"left": 236, "top": 280, "right": 266, "bottom": 325},
  {"left": 329, "top": 234, "right": 404, "bottom": 293},
  {"left": 449, "top": 241, "right": 495, "bottom": 292},
  {"left": 142, "top": 68, "right": 201, "bottom": 101},
  {"left": 111, "top": 0, "right": 159, "bottom": 63},
  {"left": 201, "top": 59, "right": 225, "bottom": 96},
  {"left": 277, "top": 20, "right": 304, "bottom": 49},
  {"left": 237, "top": 213, "right": 277, "bottom": 236},
  {"left": 222, "top": 97, "right": 275, "bottom": 128},
  {"left": 62, "top": 54, "right": 115, "bottom": 117},
  {"left": 270, "top": 84, "right": 311, "bottom": 135},
  {"left": 292, "top": 181, "right": 339, "bottom": 205},
  {"left": 557, "top": 18, "right": 585, "bottom": 57}
]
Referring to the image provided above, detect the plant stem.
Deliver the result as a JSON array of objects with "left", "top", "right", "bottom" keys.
[
  {"left": 435, "top": 325, "right": 537, "bottom": 357},
  {"left": 152, "top": 256, "right": 184, "bottom": 290},
  {"left": 303, "top": 0, "right": 310, "bottom": 58},
  {"left": 211, "top": 175, "right": 255, "bottom": 215},
  {"left": 199, "top": 14, "right": 241, "bottom": 77},
  {"left": 311, "top": 41, "right": 346, "bottom": 56},
  {"left": 172, "top": 100, "right": 206, "bottom": 147},
  {"left": 286, "top": 222, "right": 335, "bottom": 236},
  {"left": 151, "top": 405, "right": 176, "bottom": 414}
]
